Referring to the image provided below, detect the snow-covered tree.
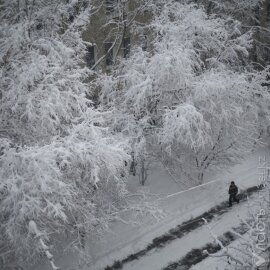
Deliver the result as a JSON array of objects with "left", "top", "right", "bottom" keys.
[
  {"left": 207, "top": 0, "right": 264, "bottom": 22},
  {"left": 88, "top": 0, "right": 152, "bottom": 70},
  {"left": 0, "top": 0, "right": 132, "bottom": 268},
  {"left": 207, "top": 0, "right": 269, "bottom": 66},
  {"left": 98, "top": 0, "right": 270, "bottom": 185}
]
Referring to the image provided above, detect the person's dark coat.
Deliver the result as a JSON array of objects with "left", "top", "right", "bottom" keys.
[
  {"left": 228, "top": 182, "right": 239, "bottom": 207},
  {"left": 228, "top": 183, "right": 238, "bottom": 195}
]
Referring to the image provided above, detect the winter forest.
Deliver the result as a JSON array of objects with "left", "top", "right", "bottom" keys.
[{"left": 1, "top": 0, "right": 270, "bottom": 269}]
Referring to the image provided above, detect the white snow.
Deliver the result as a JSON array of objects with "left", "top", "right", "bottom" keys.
[
  {"left": 190, "top": 225, "right": 264, "bottom": 270},
  {"left": 32, "top": 146, "right": 270, "bottom": 270},
  {"left": 125, "top": 195, "right": 254, "bottom": 270}
]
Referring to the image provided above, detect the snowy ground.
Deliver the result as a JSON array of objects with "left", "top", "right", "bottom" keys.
[
  {"left": 190, "top": 238, "right": 249, "bottom": 270},
  {"left": 190, "top": 221, "right": 263, "bottom": 270},
  {"left": 33, "top": 146, "right": 270, "bottom": 270},
  {"left": 124, "top": 194, "right": 255, "bottom": 270}
]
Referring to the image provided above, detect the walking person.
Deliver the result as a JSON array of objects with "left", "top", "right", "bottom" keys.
[{"left": 228, "top": 181, "right": 239, "bottom": 207}]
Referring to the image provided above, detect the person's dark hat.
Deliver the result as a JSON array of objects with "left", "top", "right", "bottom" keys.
[{"left": 231, "top": 181, "right": 235, "bottom": 184}]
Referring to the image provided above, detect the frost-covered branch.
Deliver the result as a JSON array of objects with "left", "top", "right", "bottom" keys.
[
  {"left": 203, "top": 218, "right": 247, "bottom": 267},
  {"left": 29, "top": 221, "right": 59, "bottom": 270}
]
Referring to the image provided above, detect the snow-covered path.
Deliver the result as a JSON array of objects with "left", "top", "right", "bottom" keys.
[
  {"left": 88, "top": 147, "right": 269, "bottom": 270},
  {"left": 123, "top": 194, "right": 255, "bottom": 270}
]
